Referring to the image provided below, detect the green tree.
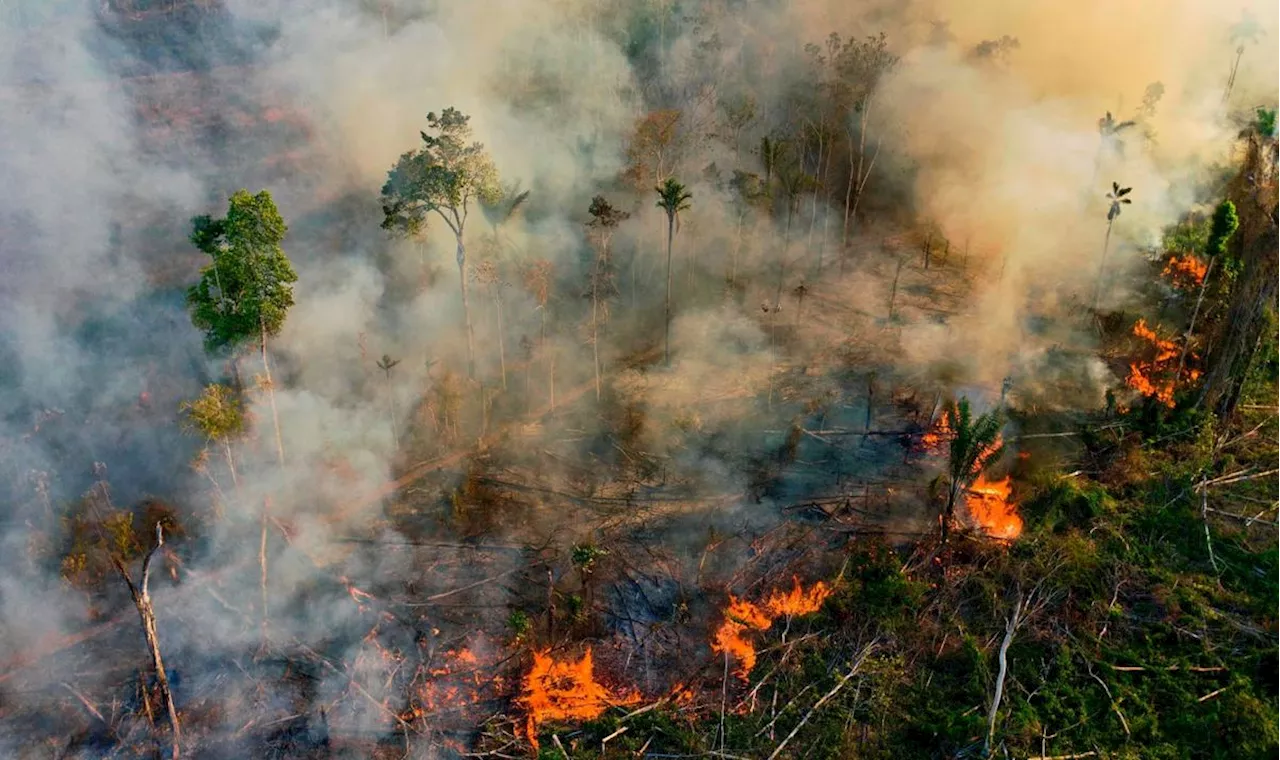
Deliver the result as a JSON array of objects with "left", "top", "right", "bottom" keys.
[
  {"left": 187, "top": 189, "right": 297, "bottom": 468},
  {"left": 656, "top": 178, "right": 693, "bottom": 366},
  {"left": 381, "top": 108, "right": 501, "bottom": 379},
  {"left": 940, "top": 398, "right": 1005, "bottom": 543}
]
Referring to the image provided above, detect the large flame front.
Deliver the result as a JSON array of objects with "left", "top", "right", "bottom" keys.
[
  {"left": 520, "top": 648, "right": 635, "bottom": 749},
  {"left": 966, "top": 475, "right": 1023, "bottom": 539},
  {"left": 711, "top": 578, "right": 833, "bottom": 680}
]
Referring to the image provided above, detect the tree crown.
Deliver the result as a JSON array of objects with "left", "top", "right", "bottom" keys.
[
  {"left": 187, "top": 190, "right": 297, "bottom": 353},
  {"left": 381, "top": 107, "right": 501, "bottom": 239}
]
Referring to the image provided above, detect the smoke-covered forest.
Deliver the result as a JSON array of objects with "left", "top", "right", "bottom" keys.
[{"left": 0, "top": 1, "right": 1277, "bottom": 758}]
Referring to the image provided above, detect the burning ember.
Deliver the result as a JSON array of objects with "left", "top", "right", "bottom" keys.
[
  {"left": 711, "top": 578, "right": 833, "bottom": 680},
  {"left": 1126, "top": 319, "right": 1194, "bottom": 407},
  {"left": 520, "top": 648, "right": 636, "bottom": 749},
  {"left": 965, "top": 475, "right": 1023, "bottom": 539},
  {"left": 1162, "top": 255, "right": 1208, "bottom": 287}
]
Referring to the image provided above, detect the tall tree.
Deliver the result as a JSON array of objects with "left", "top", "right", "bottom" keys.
[
  {"left": 376, "top": 354, "right": 402, "bottom": 447},
  {"left": 940, "top": 399, "right": 1005, "bottom": 544},
  {"left": 522, "top": 259, "right": 556, "bottom": 408},
  {"left": 1223, "top": 11, "right": 1264, "bottom": 104},
  {"left": 381, "top": 108, "right": 501, "bottom": 379},
  {"left": 187, "top": 189, "right": 296, "bottom": 470},
  {"left": 1092, "top": 182, "right": 1133, "bottom": 310},
  {"left": 656, "top": 178, "right": 693, "bottom": 366},
  {"left": 585, "top": 195, "right": 629, "bottom": 400},
  {"left": 835, "top": 33, "right": 899, "bottom": 259}
]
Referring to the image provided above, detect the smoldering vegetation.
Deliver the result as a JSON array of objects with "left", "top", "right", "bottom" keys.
[{"left": 0, "top": 0, "right": 1275, "bottom": 757}]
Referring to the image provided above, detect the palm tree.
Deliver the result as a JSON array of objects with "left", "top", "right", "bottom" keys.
[
  {"left": 940, "top": 398, "right": 1005, "bottom": 544},
  {"left": 376, "top": 354, "right": 402, "bottom": 447},
  {"left": 1093, "top": 113, "right": 1137, "bottom": 185},
  {"left": 656, "top": 178, "right": 692, "bottom": 366},
  {"left": 1224, "top": 12, "right": 1264, "bottom": 104},
  {"left": 1092, "top": 182, "right": 1133, "bottom": 311}
]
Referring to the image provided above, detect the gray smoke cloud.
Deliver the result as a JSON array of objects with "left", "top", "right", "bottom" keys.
[{"left": 0, "top": 0, "right": 1274, "bottom": 754}]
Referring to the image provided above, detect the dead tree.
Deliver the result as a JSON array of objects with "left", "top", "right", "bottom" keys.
[{"left": 113, "top": 523, "right": 182, "bottom": 758}]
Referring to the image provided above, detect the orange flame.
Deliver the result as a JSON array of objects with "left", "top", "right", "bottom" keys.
[
  {"left": 520, "top": 648, "right": 636, "bottom": 749},
  {"left": 919, "top": 411, "right": 953, "bottom": 452},
  {"left": 966, "top": 475, "right": 1023, "bottom": 539},
  {"left": 711, "top": 578, "right": 833, "bottom": 680},
  {"left": 1126, "top": 319, "right": 1194, "bottom": 408},
  {"left": 1162, "top": 256, "right": 1208, "bottom": 287}
]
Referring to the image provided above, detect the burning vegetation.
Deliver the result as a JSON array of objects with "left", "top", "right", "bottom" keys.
[
  {"left": 0, "top": 2, "right": 1276, "bottom": 760},
  {"left": 1126, "top": 318, "right": 1197, "bottom": 407},
  {"left": 712, "top": 578, "right": 834, "bottom": 679},
  {"left": 520, "top": 648, "right": 636, "bottom": 749}
]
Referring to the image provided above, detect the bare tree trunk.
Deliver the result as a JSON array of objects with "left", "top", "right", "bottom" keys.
[
  {"left": 592, "top": 254, "right": 602, "bottom": 401},
  {"left": 664, "top": 213, "right": 675, "bottom": 366},
  {"left": 457, "top": 237, "right": 476, "bottom": 380},
  {"left": 260, "top": 326, "right": 285, "bottom": 468},
  {"left": 888, "top": 257, "right": 904, "bottom": 320},
  {"left": 119, "top": 525, "right": 182, "bottom": 758},
  {"left": 260, "top": 497, "right": 270, "bottom": 651},
  {"left": 1092, "top": 221, "right": 1115, "bottom": 311},
  {"left": 806, "top": 125, "right": 824, "bottom": 266},
  {"left": 984, "top": 589, "right": 1025, "bottom": 757},
  {"left": 383, "top": 371, "right": 399, "bottom": 448},
  {"left": 222, "top": 440, "right": 239, "bottom": 492},
  {"left": 495, "top": 293, "right": 507, "bottom": 391}
]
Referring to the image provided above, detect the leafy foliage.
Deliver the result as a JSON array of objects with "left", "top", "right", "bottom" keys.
[
  {"left": 180, "top": 383, "right": 247, "bottom": 443},
  {"left": 187, "top": 190, "right": 298, "bottom": 353},
  {"left": 380, "top": 107, "right": 501, "bottom": 240}
]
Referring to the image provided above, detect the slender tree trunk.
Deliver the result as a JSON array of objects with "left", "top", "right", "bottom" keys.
[
  {"left": 817, "top": 136, "right": 835, "bottom": 276},
  {"left": 495, "top": 293, "right": 507, "bottom": 391},
  {"left": 222, "top": 440, "right": 239, "bottom": 492},
  {"left": 383, "top": 371, "right": 400, "bottom": 448},
  {"left": 591, "top": 246, "right": 603, "bottom": 401},
  {"left": 806, "top": 127, "right": 823, "bottom": 266},
  {"left": 775, "top": 199, "right": 796, "bottom": 310},
  {"left": 984, "top": 590, "right": 1025, "bottom": 757},
  {"left": 1093, "top": 221, "right": 1115, "bottom": 311},
  {"left": 888, "top": 257, "right": 904, "bottom": 320},
  {"left": 664, "top": 213, "right": 675, "bottom": 366},
  {"left": 121, "top": 530, "right": 181, "bottom": 758},
  {"left": 260, "top": 327, "right": 285, "bottom": 469},
  {"left": 842, "top": 131, "right": 856, "bottom": 275},
  {"left": 456, "top": 236, "right": 476, "bottom": 379},
  {"left": 1176, "top": 257, "right": 1217, "bottom": 381},
  {"left": 259, "top": 497, "right": 269, "bottom": 651}
]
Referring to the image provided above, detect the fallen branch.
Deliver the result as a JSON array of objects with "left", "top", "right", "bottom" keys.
[
  {"left": 1197, "top": 686, "right": 1229, "bottom": 703},
  {"left": 985, "top": 589, "right": 1025, "bottom": 755},
  {"left": 1025, "top": 753, "right": 1097, "bottom": 760},
  {"left": 765, "top": 640, "right": 877, "bottom": 760}
]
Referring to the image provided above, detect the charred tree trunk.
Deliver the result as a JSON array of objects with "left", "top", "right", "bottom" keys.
[{"left": 1199, "top": 134, "right": 1279, "bottom": 417}]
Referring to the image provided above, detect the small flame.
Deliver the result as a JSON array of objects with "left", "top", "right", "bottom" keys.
[
  {"left": 520, "top": 648, "right": 636, "bottom": 749},
  {"left": 919, "top": 411, "right": 953, "bottom": 452},
  {"left": 1162, "top": 256, "right": 1208, "bottom": 287},
  {"left": 711, "top": 578, "right": 832, "bottom": 680},
  {"left": 966, "top": 475, "right": 1023, "bottom": 539}
]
